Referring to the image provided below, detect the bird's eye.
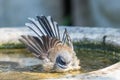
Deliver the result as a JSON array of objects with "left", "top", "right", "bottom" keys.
[{"left": 56, "top": 56, "right": 66, "bottom": 65}]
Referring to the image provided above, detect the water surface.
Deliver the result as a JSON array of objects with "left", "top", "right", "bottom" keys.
[{"left": 0, "top": 48, "right": 118, "bottom": 79}]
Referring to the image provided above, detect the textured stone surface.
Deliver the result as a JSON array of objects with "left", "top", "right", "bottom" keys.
[{"left": 1, "top": 26, "right": 120, "bottom": 44}]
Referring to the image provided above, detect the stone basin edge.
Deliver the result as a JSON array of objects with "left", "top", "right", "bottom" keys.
[{"left": 0, "top": 26, "right": 120, "bottom": 80}]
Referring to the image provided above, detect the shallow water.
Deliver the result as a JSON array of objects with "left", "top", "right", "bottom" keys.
[
  {"left": 0, "top": 49, "right": 42, "bottom": 71},
  {"left": 0, "top": 48, "right": 118, "bottom": 79},
  {"left": 0, "top": 49, "right": 82, "bottom": 79}
]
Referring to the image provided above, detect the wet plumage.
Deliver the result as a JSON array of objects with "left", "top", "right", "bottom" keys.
[{"left": 19, "top": 16, "right": 80, "bottom": 72}]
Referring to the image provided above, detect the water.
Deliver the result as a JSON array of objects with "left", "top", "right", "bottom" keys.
[
  {"left": 0, "top": 49, "right": 42, "bottom": 71},
  {"left": 0, "top": 49, "right": 82, "bottom": 79},
  {"left": 0, "top": 48, "right": 118, "bottom": 79}
]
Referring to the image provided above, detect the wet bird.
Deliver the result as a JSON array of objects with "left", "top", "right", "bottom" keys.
[{"left": 19, "top": 16, "right": 80, "bottom": 72}]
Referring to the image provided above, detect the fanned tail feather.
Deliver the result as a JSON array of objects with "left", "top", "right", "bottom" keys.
[
  {"left": 20, "top": 16, "right": 72, "bottom": 60},
  {"left": 26, "top": 16, "right": 60, "bottom": 39}
]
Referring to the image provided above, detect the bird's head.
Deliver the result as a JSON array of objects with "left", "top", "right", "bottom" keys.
[
  {"left": 44, "top": 44, "right": 80, "bottom": 72},
  {"left": 55, "top": 52, "right": 80, "bottom": 72}
]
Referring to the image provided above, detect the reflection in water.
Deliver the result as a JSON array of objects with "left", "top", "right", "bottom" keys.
[
  {"left": 0, "top": 48, "right": 117, "bottom": 79},
  {"left": 0, "top": 49, "right": 118, "bottom": 72},
  {"left": 0, "top": 49, "right": 42, "bottom": 72},
  {"left": 0, "top": 49, "right": 82, "bottom": 79},
  {"left": 0, "top": 48, "right": 116, "bottom": 72}
]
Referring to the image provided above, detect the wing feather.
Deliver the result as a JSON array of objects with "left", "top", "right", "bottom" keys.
[
  {"left": 20, "top": 16, "right": 73, "bottom": 60},
  {"left": 20, "top": 35, "right": 62, "bottom": 59}
]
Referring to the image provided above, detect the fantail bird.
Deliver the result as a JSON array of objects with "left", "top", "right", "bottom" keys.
[{"left": 19, "top": 16, "right": 80, "bottom": 72}]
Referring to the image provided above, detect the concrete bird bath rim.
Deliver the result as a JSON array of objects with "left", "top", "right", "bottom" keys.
[{"left": 0, "top": 26, "right": 120, "bottom": 80}]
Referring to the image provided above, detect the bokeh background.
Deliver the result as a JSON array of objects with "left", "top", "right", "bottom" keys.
[{"left": 0, "top": 0, "right": 120, "bottom": 27}]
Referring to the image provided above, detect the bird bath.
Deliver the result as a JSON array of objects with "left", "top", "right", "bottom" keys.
[
  {"left": 0, "top": 41, "right": 120, "bottom": 80},
  {"left": 0, "top": 27, "right": 120, "bottom": 80}
]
